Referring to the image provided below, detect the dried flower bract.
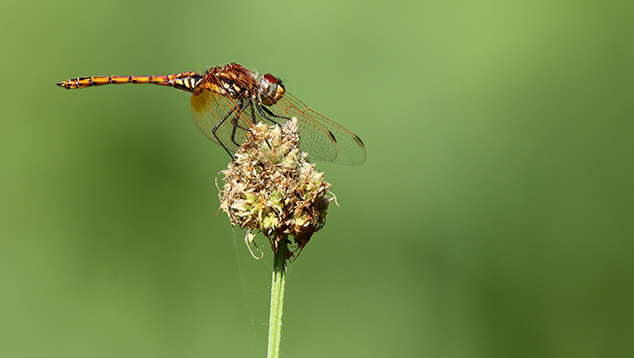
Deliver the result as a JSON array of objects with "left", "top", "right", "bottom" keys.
[{"left": 218, "top": 118, "right": 333, "bottom": 259}]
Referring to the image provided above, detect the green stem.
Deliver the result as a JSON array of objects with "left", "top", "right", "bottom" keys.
[{"left": 267, "top": 236, "right": 288, "bottom": 358}]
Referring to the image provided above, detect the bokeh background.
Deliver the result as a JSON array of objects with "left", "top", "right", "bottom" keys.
[{"left": 1, "top": 1, "right": 633, "bottom": 357}]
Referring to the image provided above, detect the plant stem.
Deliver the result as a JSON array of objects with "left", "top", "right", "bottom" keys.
[{"left": 267, "top": 236, "right": 288, "bottom": 358}]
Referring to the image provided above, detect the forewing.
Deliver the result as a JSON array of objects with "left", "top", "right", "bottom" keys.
[{"left": 274, "top": 93, "right": 367, "bottom": 165}]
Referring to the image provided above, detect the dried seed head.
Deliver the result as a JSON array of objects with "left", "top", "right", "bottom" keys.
[{"left": 218, "top": 118, "right": 333, "bottom": 259}]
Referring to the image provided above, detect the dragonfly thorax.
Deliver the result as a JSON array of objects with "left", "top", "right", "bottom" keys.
[{"left": 212, "top": 78, "right": 249, "bottom": 98}]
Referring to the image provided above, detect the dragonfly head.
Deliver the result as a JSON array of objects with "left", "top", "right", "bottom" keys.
[{"left": 259, "top": 74, "right": 285, "bottom": 106}]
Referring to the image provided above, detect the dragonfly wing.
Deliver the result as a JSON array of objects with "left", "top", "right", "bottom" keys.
[
  {"left": 191, "top": 86, "right": 367, "bottom": 166},
  {"left": 276, "top": 93, "right": 367, "bottom": 165}
]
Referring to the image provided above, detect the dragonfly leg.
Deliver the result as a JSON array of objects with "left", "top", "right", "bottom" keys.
[
  {"left": 256, "top": 104, "right": 290, "bottom": 140},
  {"left": 227, "top": 100, "right": 254, "bottom": 148},
  {"left": 210, "top": 98, "right": 253, "bottom": 155},
  {"left": 212, "top": 106, "right": 238, "bottom": 159},
  {"left": 248, "top": 100, "right": 273, "bottom": 150},
  {"left": 256, "top": 103, "right": 290, "bottom": 125}
]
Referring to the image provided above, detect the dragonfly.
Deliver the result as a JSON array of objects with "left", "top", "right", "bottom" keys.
[{"left": 56, "top": 63, "right": 366, "bottom": 165}]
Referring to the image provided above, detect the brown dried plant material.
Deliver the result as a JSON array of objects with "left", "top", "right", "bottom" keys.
[{"left": 218, "top": 118, "right": 333, "bottom": 259}]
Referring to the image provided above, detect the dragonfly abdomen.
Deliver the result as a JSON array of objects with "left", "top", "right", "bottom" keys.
[{"left": 56, "top": 72, "right": 203, "bottom": 92}]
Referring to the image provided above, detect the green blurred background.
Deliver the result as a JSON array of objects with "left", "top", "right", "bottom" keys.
[{"left": 1, "top": 0, "right": 633, "bottom": 357}]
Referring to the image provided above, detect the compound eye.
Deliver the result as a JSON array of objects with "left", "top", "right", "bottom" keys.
[
  {"left": 263, "top": 74, "right": 277, "bottom": 85},
  {"left": 259, "top": 73, "right": 285, "bottom": 106}
]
